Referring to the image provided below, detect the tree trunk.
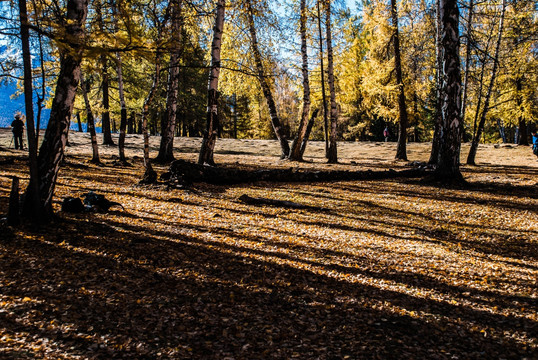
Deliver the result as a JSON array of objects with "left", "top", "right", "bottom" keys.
[
  {"left": 428, "top": 0, "right": 441, "bottom": 165},
  {"left": 435, "top": 0, "right": 463, "bottom": 180},
  {"left": 460, "top": 0, "right": 474, "bottom": 144},
  {"left": 466, "top": 0, "right": 505, "bottom": 165},
  {"left": 81, "top": 73, "right": 100, "bottom": 164},
  {"left": 18, "top": 0, "right": 42, "bottom": 223},
  {"left": 325, "top": 0, "right": 338, "bottom": 164},
  {"left": 156, "top": 0, "right": 183, "bottom": 163},
  {"left": 199, "top": 0, "right": 226, "bottom": 165},
  {"left": 22, "top": 0, "right": 88, "bottom": 219},
  {"left": 316, "top": 0, "right": 329, "bottom": 158},
  {"left": 299, "top": 108, "right": 320, "bottom": 157},
  {"left": 392, "top": 0, "right": 408, "bottom": 161},
  {"left": 289, "top": 0, "right": 311, "bottom": 161},
  {"left": 96, "top": 4, "right": 114, "bottom": 146},
  {"left": 246, "top": 0, "right": 290, "bottom": 158},
  {"left": 76, "top": 112, "right": 83, "bottom": 132},
  {"left": 515, "top": 78, "right": 528, "bottom": 146},
  {"left": 116, "top": 52, "right": 128, "bottom": 163},
  {"left": 141, "top": 36, "right": 162, "bottom": 181}
]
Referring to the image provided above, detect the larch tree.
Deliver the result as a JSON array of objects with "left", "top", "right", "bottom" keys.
[
  {"left": 198, "top": 0, "right": 226, "bottom": 165},
  {"left": 245, "top": 0, "right": 290, "bottom": 158},
  {"left": 289, "top": 0, "right": 312, "bottom": 161},
  {"left": 96, "top": 1, "right": 115, "bottom": 146},
  {"left": 428, "top": 0, "right": 441, "bottom": 165},
  {"left": 466, "top": 0, "right": 505, "bottom": 165},
  {"left": 80, "top": 72, "right": 101, "bottom": 164},
  {"left": 391, "top": 0, "right": 409, "bottom": 161},
  {"left": 18, "top": 0, "right": 41, "bottom": 223},
  {"left": 22, "top": 0, "right": 89, "bottom": 220},
  {"left": 325, "top": 0, "right": 338, "bottom": 163},
  {"left": 434, "top": 0, "right": 463, "bottom": 181},
  {"left": 155, "top": 0, "right": 183, "bottom": 163}
]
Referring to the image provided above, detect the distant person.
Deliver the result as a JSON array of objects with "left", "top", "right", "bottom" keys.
[
  {"left": 532, "top": 131, "right": 538, "bottom": 156},
  {"left": 11, "top": 113, "right": 25, "bottom": 150},
  {"left": 383, "top": 126, "right": 390, "bottom": 142}
]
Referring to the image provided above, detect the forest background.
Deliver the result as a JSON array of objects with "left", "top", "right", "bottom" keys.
[{"left": 1, "top": 0, "right": 536, "bottom": 145}]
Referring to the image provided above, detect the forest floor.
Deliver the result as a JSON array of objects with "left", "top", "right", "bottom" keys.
[{"left": 0, "top": 128, "right": 537, "bottom": 359}]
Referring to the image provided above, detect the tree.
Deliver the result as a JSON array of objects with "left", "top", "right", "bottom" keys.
[
  {"left": 22, "top": 0, "right": 89, "bottom": 220},
  {"left": 156, "top": 0, "right": 183, "bottom": 163},
  {"left": 198, "top": 0, "right": 226, "bottom": 165},
  {"left": 111, "top": 1, "right": 129, "bottom": 164},
  {"left": 391, "top": 0, "right": 408, "bottom": 161},
  {"left": 325, "top": 0, "right": 338, "bottom": 163},
  {"left": 96, "top": 1, "right": 115, "bottom": 146},
  {"left": 289, "top": 0, "right": 312, "bottom": 161},
  {"left": 434, "top": 0, "right": 462, "bottom": 181},
  {"left": 246, "top": 0, "right": 290, "bottom": 158},
  {"left": 466, "top": 0, "right": 505, "bottom": 165},
  {"left": 460, "top": 0, "right": 474, "bottom": 144},
  {"left": 18, "top": 0, "right": 41, "bottom": 223},
  {"left": 80, "top": 73, "right": 101, "bottom": 164}
]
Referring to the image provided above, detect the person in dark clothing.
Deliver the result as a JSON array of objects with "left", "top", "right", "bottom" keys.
[
  {"left": 11, "top": 113, "right": 25, "bottom": 150},
  {"left": 383, "top": 126, "right": 390, "bottom": 142}
]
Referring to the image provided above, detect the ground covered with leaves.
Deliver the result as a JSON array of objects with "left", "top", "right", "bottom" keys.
[{"left": 1, "top": 130, "right": 537, "bottom": 359}]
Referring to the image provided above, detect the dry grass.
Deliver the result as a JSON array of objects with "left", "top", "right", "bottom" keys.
[{"left": 0, "top": 129, "right": 537, "bottom": 359}]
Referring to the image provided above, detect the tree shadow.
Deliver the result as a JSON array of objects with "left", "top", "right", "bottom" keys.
[{"left": 1, "top": 216, "right": 535, "bottom": 359}]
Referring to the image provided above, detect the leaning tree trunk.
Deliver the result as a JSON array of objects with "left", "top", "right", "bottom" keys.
[
  {"left": 466, "top": 0, "right": 505, "bottom": 165},
  {"left": 325, "top": 0, "right": 338, "bottom": 164},
  {"left": 435, "top": 0, "right": 463, "bottom": 181},
  {"left": 392, "top": 0, "right": 409, "bottom": 161},
  {"left": 19, "top": 0, "right": 42, "bottom": 223},
  {"left": 289, "top": 0, "right": 311, "bottom": 161},
  {"left": 81, "top": 73, "right": 100, "bottom": 164},
  {"left": 156, "top": 0, "right": 183, "bottom": 163},
  {"left": 246, "top": 0, "right": 290, "bottom": 158},
  {"left": 22, "top": 0, "right": 88, "bottom": 219},
  {"left": 428, "top": 0, "right": 441, "bottom": 165},
  {"left": 198, "top": 0, "right": 226, "bottom": 165}
]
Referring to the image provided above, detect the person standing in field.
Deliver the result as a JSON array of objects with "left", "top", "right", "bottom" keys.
[
  {"left": 383, "top": 126, "right": 390, "bottom": 142},
  {"left": 532, "top": 131, "right": 538, "bottom": 158},
  {"left": 11, "top": 113, "right": 25, "bottom": 150}
]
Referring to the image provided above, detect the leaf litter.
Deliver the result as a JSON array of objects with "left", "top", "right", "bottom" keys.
[{"left": 0, "top": 131, "right": 537, "bottom": 359}]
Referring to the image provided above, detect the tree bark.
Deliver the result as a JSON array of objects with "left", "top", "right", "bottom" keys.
[
  {"left": 199, "top": 0, "right": 226, "bottom": 165},
  {"left": 299, "top": 108, "right": 320, "bottom": 157},
  {"left": 19, "top": 0, "right": 42, "bottom": 223},
  {"left": 392, "top": 0, "right": 408, "bottom": 161},
  {"left": 289, "top": 0, "right": 311, "bottom": 161},
  {"left": 117, "top": 51, "right": 128, "bottom": 163},
  {"left": 246, "top": 0, "right": 290, "bottom": 158},
  {"left": 466, "top": 0, "right": 505, "bottom": 165},
  {"left": 22, "top": 0, "right": 88, "bottom": 219},
  {"left": 325, "top": 0, "right": 338, "bottom": 163},
  {"left": 96, "top": 3, "right": 114, "bottom": 146},
  {"left": 76, "top": 112, "right": 83, "bottom": 132},
  {"left": 435, "top": 0, "right": 463, "bottom": 180},
  {"left": 81, "top": 73, "right": 100, "bottom": 164},
  {"left": 317, "top": 0, "right": 329, "bottom": 158},
  {"left": 460, "top": 0, "right": 474, "bottom": 143},
  {"left": 515, "top": 78, "right": 528, "bottom": 146},
  {"left": 428, "top": 0, "right": 441, "bottom": 165},
  {"left": 156, "top": 0, "right": 183, "bottom": 163}
]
